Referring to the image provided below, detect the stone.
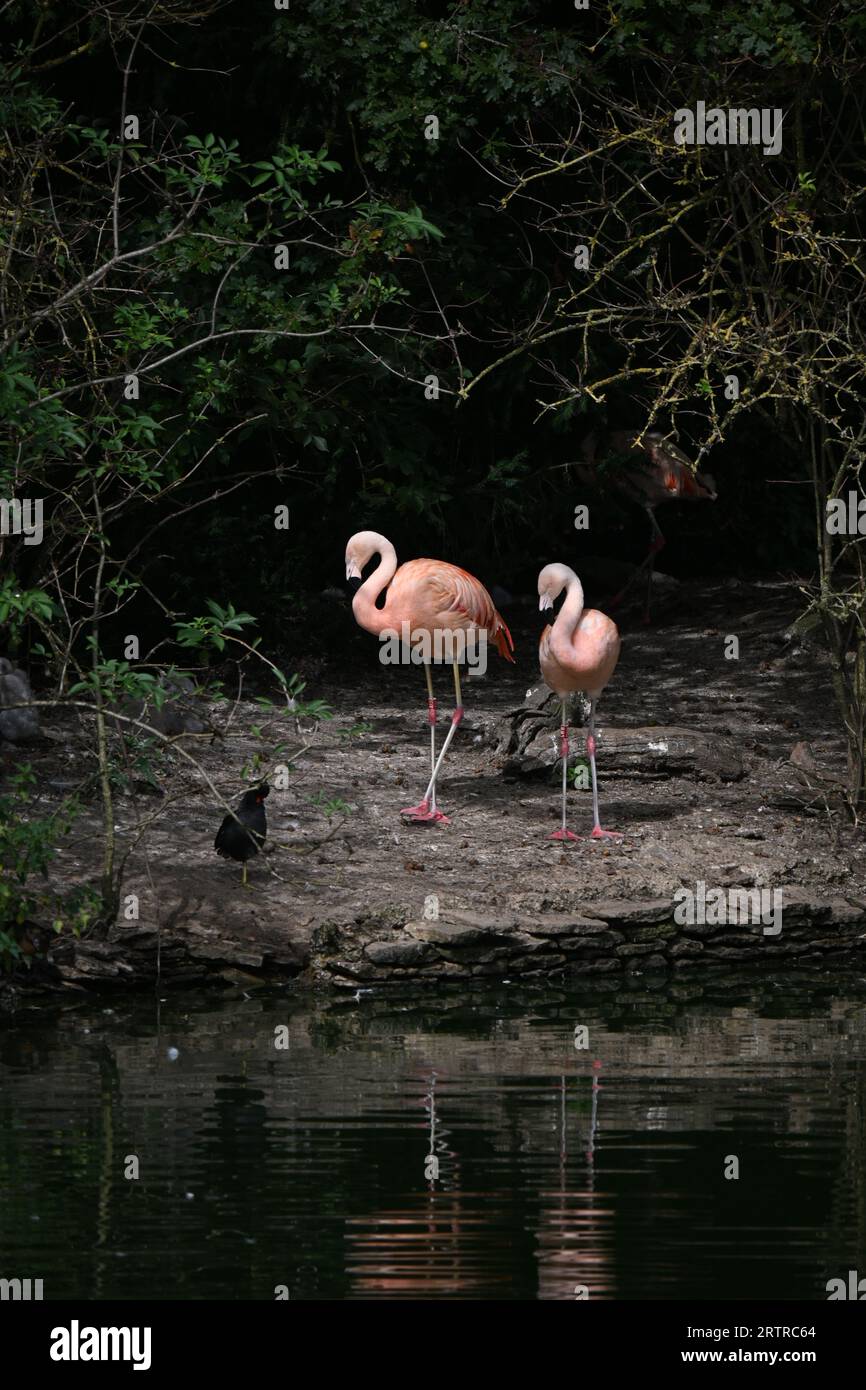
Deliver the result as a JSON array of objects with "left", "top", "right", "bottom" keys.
[
  {"left": 588, "top": 899, "right": 673, "bottom": 926},
  {"left": 567, "top": 957, "right": 623, "bottom": 975},
  {"left": 560, "top": 933, "right": 620, "bottom": 953},
  {"left": 406, "top": 919, "right": 500, "bottom": 947},
  {"left": 616, "top": 940, "right": 668, "bottom": 957},
  {"left": 364, "top": 939, "right": 434, "bottom": 967},
  {"left": 524, "top": 915, "right": 611, "bottom": 937},
  {"left": 669, "top": 939, "right": 704, "bottom": 957}
]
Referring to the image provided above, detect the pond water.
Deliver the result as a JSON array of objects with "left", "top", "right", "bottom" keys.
[{"left": 1, "top": 975, "right": 865, "bottom": 1301}]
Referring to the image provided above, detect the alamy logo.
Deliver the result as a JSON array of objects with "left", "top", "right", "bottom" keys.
[
  {"left": 50, "top": 1321, "right": 152, "bottom": 1371},
  {"left": 673, "top": 880, "right": 782, "bottom": 936},
  {"left": 826, "top": 492, "right": 866, "bottom": 535},
  {"left": 0, "top": 1277, "right": 43, "bottom": 1299},
  {"left": 378, "top": 622, "right": 488, "bottom": 674},
  {"left": 0, "top": 497, "right": 44, "bottom": 545},
  {"left": 826, "top": 1270, "right": 866, "bottom": 1300},
  {"left": 673, "top": 102, "right": 783, "bottom": 156}
]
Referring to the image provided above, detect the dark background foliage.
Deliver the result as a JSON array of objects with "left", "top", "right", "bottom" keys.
[{"left": 2, "top": 0, "right": 864, "bottom": 662}]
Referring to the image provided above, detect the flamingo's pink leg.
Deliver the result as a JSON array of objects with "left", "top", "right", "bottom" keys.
[
  {"left": 550, "top": 700, "right": 578, "bottom": 842},
  {"left": 412, "top": 706, "right": 462, "bottom": 819},
  {"left": 586, "top": 698, "right": 622, "bottom": 840},
  {"left": 405, "top": 661, "right": 464, "bottom": 824},
  {"left": 401, "top": 665, "right": 450, "bottom": 823}
]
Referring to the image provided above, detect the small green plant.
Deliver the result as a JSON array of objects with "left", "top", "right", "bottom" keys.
[
  {"left": 175, "top": 603, "right": 333, "bottom": 721},
  {"left": 109, "top": 731, "right": 170, "bottom": 795},
  {"left": 335, "top": 721, "right": 373, "bottom": 742},
  {"left": 308, "top": 792, "right": 352, "bottom": 819}
]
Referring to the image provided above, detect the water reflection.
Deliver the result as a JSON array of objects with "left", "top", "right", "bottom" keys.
[{"left": 0, "top": 976, "right": 865, "bottom": 1300}]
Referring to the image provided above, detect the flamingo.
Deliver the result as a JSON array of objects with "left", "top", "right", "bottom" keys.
[
  {"left": 538, "top": 563, "right": 621, "bottom": 842},
  {"left": 345, "top": 531, "right": 514, "bottom": 824},
  {"left": 580, "top": 429, "right": 717, "bottom": 620}
]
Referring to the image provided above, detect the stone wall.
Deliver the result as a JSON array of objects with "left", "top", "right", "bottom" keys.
[{"left": 309, "top": 890, "right": 866, "bottom": 989}]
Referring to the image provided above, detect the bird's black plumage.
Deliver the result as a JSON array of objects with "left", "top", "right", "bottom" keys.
[{"left": 215, "top": 783, "right": 269, "bottom": 864}]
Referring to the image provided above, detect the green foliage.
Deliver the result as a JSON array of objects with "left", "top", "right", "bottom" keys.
[
  {"left": 68, "top": 652, "right": 168, "bottom": 706},
  {"left": 0, "top": 581, "right": 55, "bottom": 632},
  {"left": 1, "top": 0, "right": 864, "bottom": 833},
  {"left": 248, "top": 145, "right": 341, "bottom": 190},
  {"left": 0, "top": 767, "right": 95, "bottom": 969},
  {"left": 612, "top": 0, "right": 821, "bottom": 63},
  {"left": 174, "top": 600, "right": 259, "bottom": 654}
]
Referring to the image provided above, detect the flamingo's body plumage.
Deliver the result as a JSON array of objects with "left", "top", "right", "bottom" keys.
[
  {"left": 581, "top": 428, "right": 716, "bottom": 510},
  {"left": 539, "top": 605, "right": 620, "bottom": 705},
  {"left": 538, "top": 563, "right": 621, "bottom": 841},
  {"left": 345, "top": 531, "right": 513, "bottom": 824},
  {"left": 352, "top": 553, "right": 514, "bottom": 663}
]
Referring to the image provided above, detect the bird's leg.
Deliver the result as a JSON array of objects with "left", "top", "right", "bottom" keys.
[
  {"left": 550, "top": 698, "right": 578, "bottom": 842},
  {"left": 610, "top": 505, "right": 665, "bottom": 615},
  {"left": 242, "top": 862, "right": 249, "bottom": 888},
  {"left": 426, "top": 662, "right": 438, "bottom": 816},
  {"left": 401, "top": 662, "right": 449, "bottom": 824},
  {"left": 647, "top": 503, "right": 666, "bottom": 556},
  {"left": 586, "top": 698, "right": 622, "bottom": 840},
  {"left": 642, "top": 506, "right": 665, "bottom": 625},
  {"left": 409, "top": 662, "right": 464, "bottom": 825}
]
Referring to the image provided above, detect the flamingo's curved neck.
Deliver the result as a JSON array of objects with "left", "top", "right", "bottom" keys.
[
  {"left": 551, "top": 573, "right": 585, "bottom": 658},
  {"left": 352, "top": 540, "right": 398, "bottom": 637}
]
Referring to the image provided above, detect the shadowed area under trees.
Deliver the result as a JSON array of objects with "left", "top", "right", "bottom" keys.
[{"left": 1, "top": 1, "right": 865, "bottom": 976}]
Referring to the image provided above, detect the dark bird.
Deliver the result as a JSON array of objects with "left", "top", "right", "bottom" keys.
[{"left": 214, "top": 783, "right": 269, "bottom": 886}]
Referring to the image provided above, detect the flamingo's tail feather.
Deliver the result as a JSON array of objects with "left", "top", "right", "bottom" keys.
[{"left": 494, "top": 616, "right": 515, "bottom": 663}]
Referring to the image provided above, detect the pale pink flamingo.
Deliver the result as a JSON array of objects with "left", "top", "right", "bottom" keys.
[
  {"left": 346, "top": 531, "right": 514, "bottom": 824},
  {"left": 580, "top": 429, "right": 717, "bottom": 620},
  {"left": 538, "top": 563, "right": 621, "bottom": 841}
]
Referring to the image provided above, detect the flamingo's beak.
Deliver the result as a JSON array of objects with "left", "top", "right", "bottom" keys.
[
  {"left": 539, "top": 594, "right": 554, "bottom": 612},
  {"left": 346, "top": 559, "right": 362, "bottom": 581}
]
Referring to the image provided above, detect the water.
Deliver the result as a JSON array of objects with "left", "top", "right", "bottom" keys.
[{"left": 1, "top": 976, "right": 865, "bottom": 1301}]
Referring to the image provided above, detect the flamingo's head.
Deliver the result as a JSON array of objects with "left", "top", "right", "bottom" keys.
[
  {"left": 642, "top": 430, "right": 692, "bottom": 468},
  {"left": 538, "top": 562, "right": 578, "bottom": 612},
  {"left": 345, "top": 530, "right": 389, "bottom": 581}
]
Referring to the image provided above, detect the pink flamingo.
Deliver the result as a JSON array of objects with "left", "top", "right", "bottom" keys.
[
  {"left": 580, "top": 429, "right": 717, "bottom": 620},
  {"left": 538, "top": 563, "right": 621, "bottom": 841},
  {"left": 346, "top": 531, "right": 514, "bottom": 824}
]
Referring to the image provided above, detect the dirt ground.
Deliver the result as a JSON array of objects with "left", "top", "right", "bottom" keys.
[{"left": 7, "top": 573, "right": 866, "bottom": 993}]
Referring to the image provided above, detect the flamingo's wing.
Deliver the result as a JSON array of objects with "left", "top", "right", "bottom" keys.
[
  {"left": 438, "top": 565, "right": 516, "bottom": 663},
  {"left": 667, "top": 459, "right": 716, "bottom": 499},
  {"left": 401, "top": 559, "right": 515, "bottom": 662}
]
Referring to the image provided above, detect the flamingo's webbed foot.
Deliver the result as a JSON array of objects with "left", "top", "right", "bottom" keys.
[{"left": 401, "top": 799, "right": 450, "bottom": 826}]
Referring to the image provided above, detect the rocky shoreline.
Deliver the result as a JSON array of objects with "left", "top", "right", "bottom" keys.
[
  {"left": 4, "top": 579, "right": 866, "bottom": 1002},
  {"left": 4, "top": 888, "right": 859, "bottom": 1000}
]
